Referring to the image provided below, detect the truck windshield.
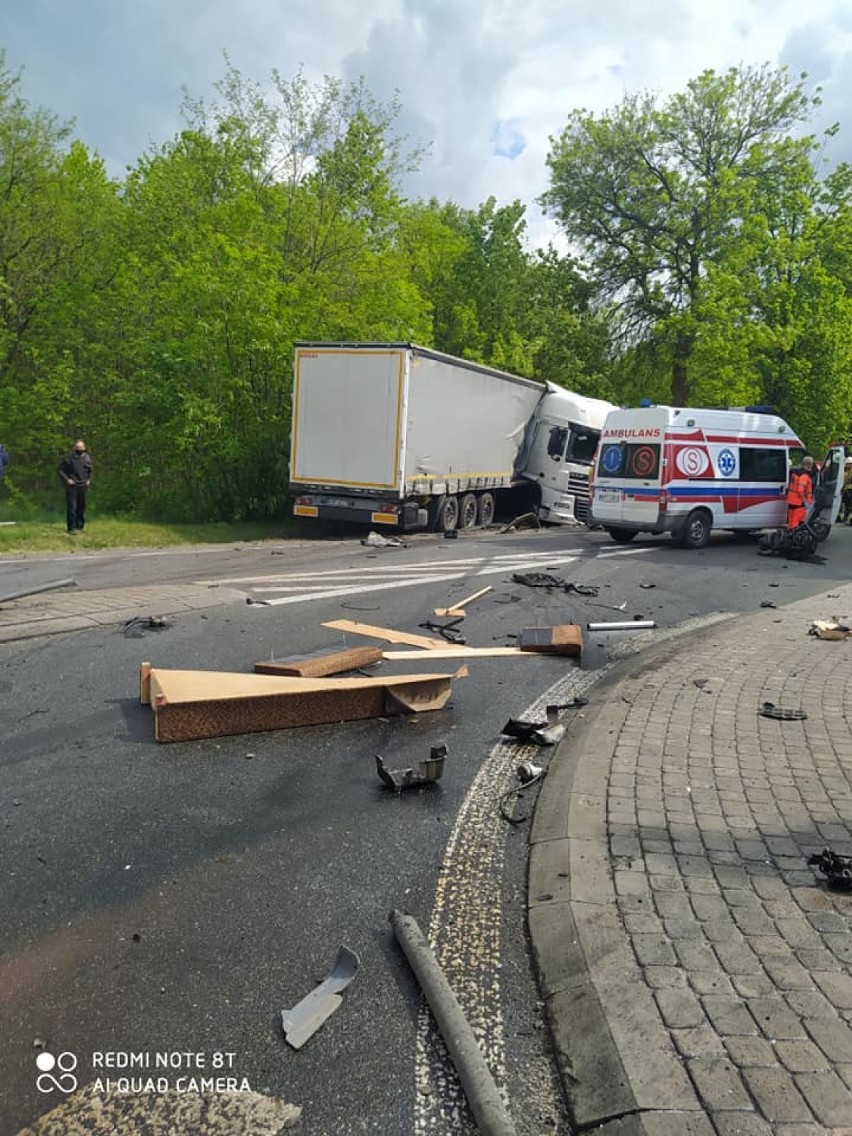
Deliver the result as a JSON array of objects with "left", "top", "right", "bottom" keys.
[{"left": 566, "top": 426, "right": 599, "bottom": 464}]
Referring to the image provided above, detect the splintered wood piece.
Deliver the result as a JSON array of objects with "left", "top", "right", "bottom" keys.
[
  {"left": 433, "top": 585, "right": 493, "bottom": 618},
  {"left": 254, "top": 645, "right": 383, "bottom": 677},
  {"left": 321, "top": 618, "right": 447, "bottom": 650},
  {"left": 385, "top": 665, "right": 468, "bottom": 712},
  {"left": 518, "top": 625, "right": 583, "bottom": 658},
  {"left": 140, "top": 664, "right": 464, "bottom": 743}
]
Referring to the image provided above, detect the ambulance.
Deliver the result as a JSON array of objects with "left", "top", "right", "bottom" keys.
[{"left": 590, "top": 405, "right": 845, "bottom": 548}]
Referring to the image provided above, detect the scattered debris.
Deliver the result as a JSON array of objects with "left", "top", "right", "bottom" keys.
[
  {"left": 827, "top": 592, "right": 840, "bottom": 598},
  {"left": 418, "top": 617, "right": 466, "bottom": 644},
  {"left": 389, "top": 910, "right": 519, "bottom": 1136},
  {"left": 693, "top": 679, "right": 710, "bottom": 689},
  {"left": 499, "top": 512, "right": 541, "bottom": 533},
  {"left": 565, "top": 583, "right": 600, "bottom": 597},
  {"left": 809, "top": 619, "right": 851, "bottom": 641},
  {"left": 361, "top": 530, "right": 408, "bottom": 548},
  {"left": 499, "top": 761, "right": 546, "bottom": 824},
  {"left": 638, "top": 582, "right": 657, "bottom": 590},
  {"left": 808, "top": 848, "right": 852, "bottom": 890},
  {"left": 501, "top": 704, "right": 564, "bottom": 745},
  {"left": 759, "top": 701, "right": 807, "bottom": 721},
  {"left": 139, "top": 662, "right": 466, "bottom": 743},
  {"left": 254, "top": 646, "right": 383, "bottom": 677},
  {"left": 434, "top": 586, "right": 493, "bottom": 618},
  {"left": 0, "top": 578, "right": 76, "bottom": 605},
  {"left": 375, "top": 744, "right": 447, "bottom": 791},
  {"left": 280, "top": 945, "right": 360, "bottom": 1050},
  {"left": 759, "top": 601, "right": 777, "bottom": 609},
  {"left": 122, "top": 615, "right": 171, "bottom": 637},
  {"left": 246, "top": 596, "right": 270, "bottom": 606},
  {"left": 443, "top": 529, "right": 458, "bottom": 539},
  {"left": 587, "top": 619, "right": 657, "bottom": 631},
  {"left": 512, "top": 571, "right": 566, "bottom": 589},
  {"left": 518, "top": 624, "right": 583, "bottom": 658}
]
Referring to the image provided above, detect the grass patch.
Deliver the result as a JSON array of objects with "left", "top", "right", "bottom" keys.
[{"left": 0, "top": 515, "right": 297, "bottom": 555}]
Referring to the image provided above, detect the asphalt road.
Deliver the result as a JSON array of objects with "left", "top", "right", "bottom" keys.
[{"left": 1, "top": 523, "right": 849, "bottom": 1135}]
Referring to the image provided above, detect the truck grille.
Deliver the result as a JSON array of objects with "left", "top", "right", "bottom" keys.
[{"left": 569, "top": 472, "right": 591, "bottom": 522}]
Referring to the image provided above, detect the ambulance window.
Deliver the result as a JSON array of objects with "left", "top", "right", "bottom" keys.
[
  {"left": 622, "top": 443, "right": 661, "bottom": 480},
  {"left": 547, "top": 426, "right": 569, "bottom": 461},
  {"left": 740, "top": 447, "right": 786, "bottom": 482}
]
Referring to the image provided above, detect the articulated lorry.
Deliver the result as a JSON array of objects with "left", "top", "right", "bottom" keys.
[{"left": 289, "top": 342, "right": 616, "bottom": 532}]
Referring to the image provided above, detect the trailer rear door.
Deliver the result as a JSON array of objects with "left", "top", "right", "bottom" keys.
[{"left": 291, "top": 347, "right": 405, "bottom": 490}]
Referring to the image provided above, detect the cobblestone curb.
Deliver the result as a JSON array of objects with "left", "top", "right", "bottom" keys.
[{"left": 530, "top": 584, "right": 852, "bottom": 1133}]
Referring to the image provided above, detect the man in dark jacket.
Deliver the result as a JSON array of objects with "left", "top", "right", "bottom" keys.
[{"left": 58, "top": 440, "right": 93, "bottom": 534}]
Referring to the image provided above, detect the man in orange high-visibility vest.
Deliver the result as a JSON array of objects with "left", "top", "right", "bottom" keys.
[{"left": 786, "top": 456, "right": 814, "bottom": 529}]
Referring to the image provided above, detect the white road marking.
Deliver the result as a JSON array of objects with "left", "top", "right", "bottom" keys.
[{"left": 596, "top": 545, "right": 657, "bottom": 557}]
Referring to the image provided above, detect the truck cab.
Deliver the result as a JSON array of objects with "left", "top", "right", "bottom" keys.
[{"left": 518, "top": 385, "right": 617, "bottom": 524}]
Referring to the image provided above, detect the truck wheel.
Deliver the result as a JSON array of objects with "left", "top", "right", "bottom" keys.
[
  {"left": 459, "top": 493, "right": 477, "bottom": 529},
  {"left": 436, "top": 495, "right": 459, "bottom": 533},
  {"left": 477, "top": 492, "right": 495, "bottom": 527},
  {"left": 677, "top": 509, "right": 712, "bottom": 549},
  {"left": 606, "top": 527, "right": 637, "bottom": 544}
]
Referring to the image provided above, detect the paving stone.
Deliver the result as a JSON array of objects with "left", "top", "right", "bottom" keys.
[
  {"left": 775, "top": 918, "right": 823, "bottom": 950},
  {"left": 702, "top": 995, "right": 759, "bottom": 1036},
  {"left": 732, "top": 908, "right": 776, "bottom": 935},
  {"left": 643, "top": 965, "right": 689, "bottom": 990},
  {"left": 761, "top": 957, "right": 816, "bottom": 991},
  {"left": 672, "top": 1028, "right": 726, "bottom": 1059},
  {"left": 690, "top": 894, "right": 730, "bottom": 922},
  {"left": 654, "top": 892, "right": 695, "bottom": 919},
  {"left": 803, "top": 1016, "right": 852, "bottom": 1062},
  {"left": 773, "top": 1040, "right": 830, "bottom": 1073},
  {"left": 689, "top": 971, "right": 735, "bottom": 997},
  {"left": 741, "top": 1067, "right": 813, "bottom": 1124},
  {"left": 713, "top": 938, "right": 765, "bottom": 976},
  {"left": 813, "top": 971, "right": 852, "bottom": 1010},
  {"left": 748, "top": 997, "right": 808, "bottom": 1041},
  {"left": 723, "top": 1035, "right": 779, "bottom": 1067},
  {"left": 633, "top": 934, "right": 678, "bottom": 967},
  {"left": 794, "top": 1070, "right": 852, "bottom": 1126},
  {"left": 664, "top": 918, "right": 704, "bottom": 940},
  {"left": 784, "top": 989, "right": 837, "bottom": 1019},
  {"left": 687, "top": 1056, "right": 752, "bottom": 1110},
  {"left": 795, "top": 946, "right": 844, "bottom": 971},
  {"left": 711, "top": 1114, "right": 774, "bottom": 1135},
  {"left": 654, "top": 988, "right": 706, "bottom": 1029}
]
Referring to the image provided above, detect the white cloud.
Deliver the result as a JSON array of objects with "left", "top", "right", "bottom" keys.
[{"left": 3, "top": 0, "right": 852, "bottom": 242}]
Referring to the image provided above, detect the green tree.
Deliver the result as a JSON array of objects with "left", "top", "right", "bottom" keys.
[{"left": 542, "top": 64, "right": 821, "bottom": 404}]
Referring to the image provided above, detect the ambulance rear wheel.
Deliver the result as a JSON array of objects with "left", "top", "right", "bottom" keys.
[
  {"left": 606, "top": 527, "right": 637, "bottom": 544},
  {"left": 678, "top": 509, "right": 712, "bottom": 549}
]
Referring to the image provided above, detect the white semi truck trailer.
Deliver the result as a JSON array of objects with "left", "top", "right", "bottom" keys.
[{"left": 289, "top": 342, "right": 616, "bottom": 532}]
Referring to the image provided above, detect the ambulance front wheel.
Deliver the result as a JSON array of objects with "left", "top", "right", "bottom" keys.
[
  {"left": 606, "top": 527, "right": 637, "bottom": 544},
  {"left": 677, "top": 509, "right": 712, "bottom": 549}
]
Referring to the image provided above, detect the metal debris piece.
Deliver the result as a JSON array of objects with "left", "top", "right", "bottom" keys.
[
  {"left": 0, "top": 578, "right": 77, "bottom": 605},
  {"left": 564, "top": 582, "right": 600, "bottom": 597},
  {"left": 760, "top": 601, "right": 777, "bottom": 609},
  {"left": 280, "top": 946, "right": 360, "bottom": 1050},
  {"left": 501, "top": 704, "right": 564, "bottom": 745},
  {"left": 759, "top": 701, "right": 807, "bottom": 721},
  {"left": 418, "top": 617, "right": 465, "bottom": 644},
  {"left": 499, "top": 512, "right": 541, "bottom": 533},
  {"left": 638, "top": 582, "right": 657, "bottom": 590},
  {"left": 587, "top": 619, "right": 657, "bottom": 631},
  {"left": 361, "top": 530, "right": 408, "bottom": 548},
  {"left": 809, "top": 619, "right": 851, "bottom": 641},
  {"left": 808, "top": 848, "right": 852, "bottom": 890},
  {"left": 375, "top": 745, "right": 447, "bottom": 791},
  {"left": 122, "top": 615, "right": 171, "bottom": 637}
]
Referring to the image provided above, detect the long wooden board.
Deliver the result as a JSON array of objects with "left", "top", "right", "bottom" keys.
[
  {"left": 254, "top": 645, "right": 382, "bottom": 677},
  {"left": 321, "top": 619, "right": 446, "bottom": 649},
  {"left": 140, "top": 663, "right": 465, "bottom": 743}
]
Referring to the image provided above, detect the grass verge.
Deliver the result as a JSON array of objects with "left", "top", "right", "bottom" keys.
[{"left": 0, "top": 516, "right": 295, "bottom": 555}]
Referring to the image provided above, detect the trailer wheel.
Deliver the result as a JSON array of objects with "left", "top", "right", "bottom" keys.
[
  {"left": 606, "top": 527, "right": 637, "bottom": 544},
  {"left": 459, "top": 493, "right": 477, "bottom": 529},
  {"left": 436, "top": 495, "right": 459, "bottom": 533},
  {"left": 477, "top": 492, "right": 495, "bottom": 527},
  {"left": 677, "top": 509, "right": 712, "bottom": 549}
]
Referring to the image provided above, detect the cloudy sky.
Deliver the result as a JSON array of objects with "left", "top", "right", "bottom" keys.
[{"left": 5, "top": 0, "right": 852, "bottom": 245}]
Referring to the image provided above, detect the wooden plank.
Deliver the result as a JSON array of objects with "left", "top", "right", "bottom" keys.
[
  {"left": 434, "top": 585, "right": 493, "bottom": 618},
  {"left": 141, "top": 664, "right": 465, "bottom": 743},
  {"left": 518, "top": 625, "right": 583, "bottom": 657},
  {"left": 321, "top": 618, "right": 447, "bottom": 649},
  {"left": 254, "top": 645, "right": 382, "bottom": 677}
]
